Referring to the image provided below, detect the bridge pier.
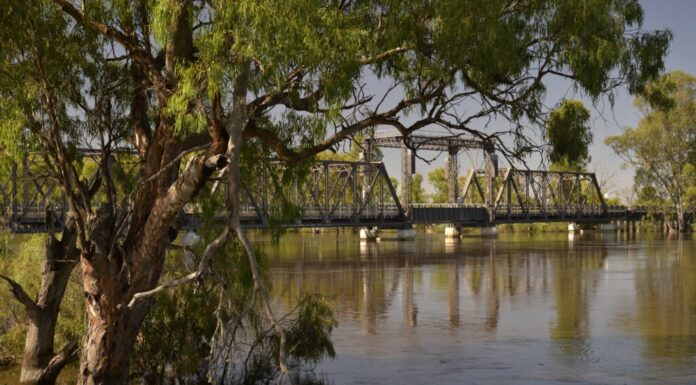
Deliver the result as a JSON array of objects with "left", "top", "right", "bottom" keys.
[
  {"left": 401, "top": 142, "right": 415, "bottom": 217},
  {"left": 446, "top": 145, "right": 459, "bottom": 203},
  {"left": 568, "top": 222, "right": 582, "bottom": 233},
  {"left": 444, "top": 146, "right": 461, "bottom": 239},
  {"left": 359, "top": 227, "right": 379, "bottom": 241},
  {"left": 483, "top": 141, "right": 498, "bottom": 225},
  {"left": 444, "top": 226, "right": 460, "bottom": 238}
]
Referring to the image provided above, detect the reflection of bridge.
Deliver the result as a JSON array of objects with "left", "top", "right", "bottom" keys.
[{"left": 1, "top": 151, "right": 647, "bottom": 233}]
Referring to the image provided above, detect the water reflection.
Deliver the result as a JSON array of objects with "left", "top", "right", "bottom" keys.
[
  {"left": 634, "top": 238, "right": 696, "bottom": 364},
  {"left": 259, "top": 231, "right": 696, "bottom": 384},
  {"left": 549, "top": 239, "right": 606, "bottom": 366}
]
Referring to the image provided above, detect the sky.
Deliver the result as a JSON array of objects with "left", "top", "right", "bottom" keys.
[{"left": 370, "top": 0, "right": 696, "bottom": 200}]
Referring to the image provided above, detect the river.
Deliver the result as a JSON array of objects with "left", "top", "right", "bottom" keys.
[
  {"left": 2, "top": 231, "right": 695, "bottom": 384},
  {"left": 262, "top": 231, "right": 696, "bottom": 385}
]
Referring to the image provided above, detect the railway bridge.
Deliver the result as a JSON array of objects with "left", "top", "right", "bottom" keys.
[{"left": 0, "top": 136, "right": 651, "bottom": 236}]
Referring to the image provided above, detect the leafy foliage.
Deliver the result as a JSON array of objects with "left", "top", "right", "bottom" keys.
[
  {"left": 412, "top": 174, "right": 427, "bottom": 204},
  {"left": 428, "top": 168, "right": 448, "bottom": 204},
  {"left": 0, "top": 235, "right": 84, "bottom": 365},
  {"left": 546, "top": 100, "right": 593, "bottom": 170},
  {"left": 0, "top": 0, "right": 677, "bottom": 381},
  {"left": 606, "top": 71, "right": 696, "bottom": 230}
]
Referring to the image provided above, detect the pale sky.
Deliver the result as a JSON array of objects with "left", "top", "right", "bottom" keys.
[{"left": 369, "top": 0, "right": 696, "bottom": 201}]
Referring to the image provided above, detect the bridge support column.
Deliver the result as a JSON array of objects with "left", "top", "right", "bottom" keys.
[
  {"left": 484, "top": 141, "right": 498, "bottom": 224},
  {"left": 568, "top": 222, "right": 582, "bottom": 233},
  {"left": 446, "top": 145, "right": 459, "bottom": 204},
  {"left": 444, "top": 146, "right": 460, "bottom": 239},
  {"left": 397, "top": 227, "right": 417, "bottom": 240},
  {"left": 444, "top": 226, "right": 460, "bottom": 238},
  {"left": 401, "top": 142, "right": 415, "bottom": 217},
  {"left": 360, "top": 227, "right": 379, "bottom": 242}
]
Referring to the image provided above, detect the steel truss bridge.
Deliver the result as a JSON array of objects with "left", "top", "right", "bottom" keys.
[{"left": 1, "top": 153, "right": 650, "bottom": 233}]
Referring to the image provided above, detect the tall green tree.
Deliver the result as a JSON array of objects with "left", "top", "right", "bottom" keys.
[
  {"left": 0, "top": 0, "right": 671, "bottom": 383},
  {"left": 412, "top": 174, "right": 427, "bottom": 204},
  {"left": 546, "top": 100, "right": 593, "bottom": 171},
  {"left": 606, "top": 71, "right": 696, "bottom": 232},
  {"left": 428, "top": 168, "right": 449, "bottom": 204}
]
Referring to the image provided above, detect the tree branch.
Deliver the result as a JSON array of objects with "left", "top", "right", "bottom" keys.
[
  {"left": 359, "top": 46, "right": 410, "bottom": 64},
  {"left": 51, "top": 0, "right": 164, "bottom": 87},
  {"left": 126, "top": 228, "right": 231, "bottom": 309},
  {"left": 43, "top": 341, "right": 79, "bottom": 380},
  {"left": 0, "top": 274, "right": 40, "bottom": 315},
  {"left": 244, "top": 83, "right": 446, "bottom": 163}
]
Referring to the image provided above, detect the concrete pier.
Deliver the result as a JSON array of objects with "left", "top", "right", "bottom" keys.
[
  {"left": 444, "top": 226, "right": 460, "bottom": 238},
  {"left": 568, "top": 222, "right": 582, "bottom": 233},
  {"left": 359, "top": 227, "right": 379, "bottom": 241}
]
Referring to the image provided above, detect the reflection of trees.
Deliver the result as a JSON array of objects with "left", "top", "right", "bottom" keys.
[
  {"left": 403, "top": 257, "right": 418, "bottom": 327},
  {"left": 485, "top": 247, "right": 499, "bottom": 333},
  {"left": 634, "top": 239, "right": 696, "bottom": 364},
  {"left": 429, "top": 261, "right": 460, "bottom": 328},
  {"left": 264, "top": 233, "right": 613, "bottom": 343},
  {"left": 267, "top": 237, "right": 400, "bottom": 335},
  {"left": 448, "top": 262, "right": 459, "bottom": 328},
  {"left": 465, "top": 256, "right": 484, "bottom": 295},
  {"left": 549, "top": 240, "right": 607, "bottom": 363}
]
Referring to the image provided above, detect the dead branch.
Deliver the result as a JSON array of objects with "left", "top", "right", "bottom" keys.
[{"left": 126, "top": 227, "right": 231, "bottom": 309}]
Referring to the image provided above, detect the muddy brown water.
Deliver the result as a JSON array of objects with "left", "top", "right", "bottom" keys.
[
  {"left": 263, "top": 231, "right": 696, "bottom": 385},
  {"left": 2, "top": 231, "right": 695, "bottom": 384}
]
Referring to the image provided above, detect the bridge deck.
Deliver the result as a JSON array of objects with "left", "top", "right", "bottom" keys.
[
  {"left": 0, "top": 158, "right": 655, "bottom": 233},
  {"left": 2, "top": 204, "right": 645, "bottom": 233}
]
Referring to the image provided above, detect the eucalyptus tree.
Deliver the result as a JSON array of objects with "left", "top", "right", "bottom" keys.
[
  {"left": 412, "top": 174, "right": 427, "bottom": 204},
  {"left": 0, "top": 3, "right": 128, "bottom": 384},
  {"left": 428, "top": 168, "right": 449, "bottom": 204},
  {"left": 546, "top": 99, "right": 593, "bottom": 171},
  {"left": 606, "top": 71, "right": 696, "bottom": 232},
  {"left": 0, "top": 0, "right": 672, "bottom": 383}
]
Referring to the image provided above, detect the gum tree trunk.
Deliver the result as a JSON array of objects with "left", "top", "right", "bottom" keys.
[
  {"left": 1, "top": 216, "right": 80, "bottom": 385},
  {"left": 76, "top": 138, "right": 227, "bottom": 384}
]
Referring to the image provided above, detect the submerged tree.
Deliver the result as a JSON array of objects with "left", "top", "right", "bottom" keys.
[
  {"left": 606, "top": 71, "right": 696, "bottom": 232},
  {"left": 0, "top": 0, "right": 672, "bottom": 383}
]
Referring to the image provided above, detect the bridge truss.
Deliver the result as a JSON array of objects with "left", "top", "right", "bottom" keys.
[
  {"left": 0, "top": 154, "right": 656, "bottom": 233},
  {"left": 366, "top": 134, "right": 497, "bottom": 213},
  {"left": 237, "top": 161, "right": 407, "bottom": 228},
  {"left": 460, "top": 168, "right": 608, "bottom": 223},
  {"left": 0, "top": 158, "right": 66, "bottom": 232}
]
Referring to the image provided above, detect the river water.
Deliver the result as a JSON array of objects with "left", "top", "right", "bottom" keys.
[
  {"left": 261, "top": 231, "right": 696, "bottom": 385},
  {"left": 2, "top": 231, "right": 695, "bottom": 384}
]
